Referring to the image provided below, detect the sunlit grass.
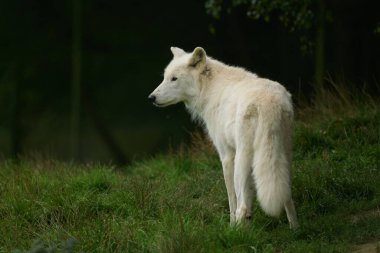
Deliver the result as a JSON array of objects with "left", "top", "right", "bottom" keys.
[{"left": 1, "top": 102, "right": 379, "bottom": 252}]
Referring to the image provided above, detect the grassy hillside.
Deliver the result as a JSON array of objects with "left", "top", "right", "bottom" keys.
[{"left": 0, "top": 103, "right": 379, "bottom": 252}]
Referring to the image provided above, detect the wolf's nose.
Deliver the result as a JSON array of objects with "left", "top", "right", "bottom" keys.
[{"left": 148, "top": 94, "right": 156, "bottom": 103}]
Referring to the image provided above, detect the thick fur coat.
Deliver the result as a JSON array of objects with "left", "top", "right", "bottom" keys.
[{"left": 149, "top": 47, "right": 298, "bottom": 228}]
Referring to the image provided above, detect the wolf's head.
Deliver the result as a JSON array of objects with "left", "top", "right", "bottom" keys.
[{"left": 148, "top": 47, "right": 207, "bottom": 107}]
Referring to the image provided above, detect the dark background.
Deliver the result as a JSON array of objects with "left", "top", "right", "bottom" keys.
[{"left": 0, "top": 0, "right": 379, "bottom": 163}]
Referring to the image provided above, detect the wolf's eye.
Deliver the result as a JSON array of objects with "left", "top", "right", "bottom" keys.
[{"left": 171, "top": 77, "right": 178, "bottom": 82}]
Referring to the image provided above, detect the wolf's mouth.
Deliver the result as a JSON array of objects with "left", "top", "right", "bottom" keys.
[
  {"left": 153, "top": 101, "right": 170, "bottom": 107},
  {"left": 153, "top": 100, "right": 177, "bottom": 107}
]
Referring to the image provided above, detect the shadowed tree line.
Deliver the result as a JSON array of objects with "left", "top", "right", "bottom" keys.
[{"left": 0, "top": 0, "right": 379, "bottom": 163}]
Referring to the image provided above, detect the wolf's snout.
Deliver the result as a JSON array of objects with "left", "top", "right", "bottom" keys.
[{"left": 148, "top": 94, "right": 156, "bottom": 103}]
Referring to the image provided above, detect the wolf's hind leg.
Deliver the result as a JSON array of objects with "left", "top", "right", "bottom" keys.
[{"left": 284, "top": 198, "right": 299, "bottom": 229}]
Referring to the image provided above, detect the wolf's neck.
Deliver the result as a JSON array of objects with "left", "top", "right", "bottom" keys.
[
  {"left": 184, "top": 93, "right": 209, "bottom": 126},
  {"left": 184, "top": 59, "right": 227, "bottom": 126},
  {"left": 185, "top": 58, "right": 257, "bottom": 128}
]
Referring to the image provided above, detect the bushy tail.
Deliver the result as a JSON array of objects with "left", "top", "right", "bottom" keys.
[{"left": 252, "top": 107, "right": 292, "bottom": 217}]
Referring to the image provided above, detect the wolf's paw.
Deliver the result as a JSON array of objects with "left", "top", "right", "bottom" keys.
[
  {"left": 289, "top": 220, "right": 299, "bottom": 230},
  {"left": 235, "top": 207, "right": 252, "bottom": 224},
  {"left": 229, "top": 213, "right": 236, "bottom": 225}
]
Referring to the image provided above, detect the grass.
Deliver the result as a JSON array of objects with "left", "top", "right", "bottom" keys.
[{"left": 0, "top": 96, "right": 379, "bottom": 252}]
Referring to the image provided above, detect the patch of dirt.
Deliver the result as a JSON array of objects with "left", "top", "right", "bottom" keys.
[
  {"left": 351, "top": 208, "right": 380, "bottom": 224},
  {"left": 352, "top": 241, "right": 380, "bottom": 253},
  {"left": 350, "top": 208, "right": 380, "bottom": 252}
]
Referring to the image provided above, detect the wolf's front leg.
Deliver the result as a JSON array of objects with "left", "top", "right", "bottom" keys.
[
  {"left": 221, "top": 153, "right": 237, "bottom": 224},
  {"left": 234, "top": 149, "right": 254, "bottom": 223}
]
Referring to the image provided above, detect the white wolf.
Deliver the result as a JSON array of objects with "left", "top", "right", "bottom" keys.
[{"left": 149, "top": 47, "right": 299, "bottom": 228}]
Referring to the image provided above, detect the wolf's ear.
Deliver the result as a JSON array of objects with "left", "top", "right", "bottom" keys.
[
  {"left": 189, "top": 47, "right": 206, "bottom": 68},
  {"left": 170, "top": 47, "right": 186, "bottom": 58}
]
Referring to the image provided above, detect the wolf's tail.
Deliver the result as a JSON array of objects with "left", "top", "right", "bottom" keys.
[{"left": 252, "top": 105, "right": 293, "bottom": 217}]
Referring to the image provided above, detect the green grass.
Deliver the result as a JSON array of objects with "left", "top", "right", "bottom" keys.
[{"left": 0, "top": 104, "right": 379, "bottom": 252}]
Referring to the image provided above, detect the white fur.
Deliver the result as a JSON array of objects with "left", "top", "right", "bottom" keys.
[{"left": 149, "top": 47, "right": 299, "bottom": 228}]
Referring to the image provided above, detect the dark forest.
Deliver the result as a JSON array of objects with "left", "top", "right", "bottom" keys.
[{"left": 0, "top": 0, "right": 379, "bottom": 163}]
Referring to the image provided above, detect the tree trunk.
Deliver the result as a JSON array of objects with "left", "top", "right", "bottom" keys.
[
  {"left": 71, "top": 0, "right": 82, "bottom": 160},
  {"left": 9, "top": 81, "right": 21, "bottom": 159},
  {"left": 314, "top": 0, "right": 326, "bottom": 96}
]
